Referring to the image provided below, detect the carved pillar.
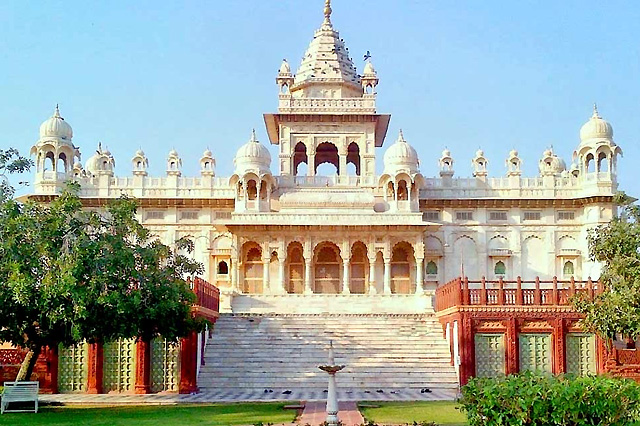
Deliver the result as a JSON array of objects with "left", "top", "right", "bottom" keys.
[
  {"left": 308, "top": 153, "right": 316, "bottom": 177},
  {"left": 552, "top": 318, "right": 566, "bottom": 375},
  {"left": 383, "top": 257, "right": 391, "bottom": 295},
  {"left": 231, "top": 259, "right": 240, "bottom": 292},
  {"left": 505, "top": 318, "right": 519, "bottom": 375},
  {"left": 304, "top": 259, "right": 313, "bottom": 294},
  {"left": 459, "top": 314, "right": 474, "bottom": 386},
  {"left": 368, "top": 255, "right": 377, "bottom": 294},
  {"left": 134, "top": 338, "right": 151, "bottom": 394},
  {"left": 278, "top": 256, "right": 286, "bottom": 294},
  {"left": 415, "top": 257, "right": 424, "bottom": 295},
  {"left": 339, "top": 153, "right": 347, "bottom": 177},
  {"left": 242, "top": 180, "right": 248, "bottom": 210},
  {"left": 87, "top": 342, "right": 104, "bottom": 394},
  {"left": 342, "top": 259, "right": 350, "bottom": 294},
  {"left": 179, "top": 330, "right": 198, "bottom": 394},
  {"left": 262, "top": 259, "right": 270, "bottom": 294}
]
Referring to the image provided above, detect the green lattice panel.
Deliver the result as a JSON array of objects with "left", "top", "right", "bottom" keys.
[
  {"left": 566, "top": 333, "right": 596, "bottom": 376},
  {"left": 103, "top": 338, "right": 136, "bottom": 393},
  {"left": 474, "top": 333, "right": 506, "bottom": 378},
  {"left": 519, "top": 333, "right": 552, "bottom": 374},
  {"left": 58, "top": 342, "right": 88, "bottom": 393},
  {"left": 151, "top": 338, "right": 180, "bottom": 392}
]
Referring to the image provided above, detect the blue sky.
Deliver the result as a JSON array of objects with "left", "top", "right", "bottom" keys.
[{"left": 2, "top": 1, "right": 639, "bottom": 193}]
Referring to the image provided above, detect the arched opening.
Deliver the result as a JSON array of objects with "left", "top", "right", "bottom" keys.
[
  {"left": 426, "top": 260, "right": 438, "bottom": 275},
  {"left": 293, "top": 142, "right": 308, "bottom": 176},
  {"left": 246, "top": 180, "right": 258, "bottom": 200},
  {"left": 397, "top": 180, "right": 409, "bottom": 201},
  {"left": 597, "top": 152, "right": 609, "bottom": 173},
  {"left": 286, "top": 242, "right": 304, "bottom": 294},
  {"left": 57, "top": 153, "right": 67, "bottom": 173},
  {"left": 391, "top": 242, "right": 414, "bottom": 294},
  {"left": 563, "top": 261, "right": 574, "bottom": 276},
  {"left": 494, "top": 261, "right": 506, "bottom": 276},
  {"left": 204, "top": 161, "right": 212, "bottom": 170},
  {"left": 313, "top": 242, "right": 341, "bottom": 294},
  {"left": 346, "top": 142, "right": 360, "bottom": 175},
  {"left": 217, "top": 261, "right": 229, "bottom": 275},
  {"left": 259, "top": 180, "right": 268, "bottom": 200},
  {"left": 386, "top": 181, "right": 395, "bottom": 199},
  {"left": 137, "top": 161, "right": 143, "bottom": 169},
  {"left": 170, "top": 161, "right": 177, "bottom": 170},
  {"left": 45, "top": 151, "right": 55, "bottom": 171},
  {"left": 365, "top": 84, "right": 373, "bottom": 95},
  {"left": 585, "top": 153, "right": 595, "bottom": 173},
  {"left": 242, "top": 243, "right": 263, "bottom": 294},
  {"left": 281, "top": 83, "right": 289, "bottom": 94},
  {"left": 350, "top": 242, "right": 368, "bottom": 294},
  {"left": 314, "top": 142, "right": 339, "bottom": 175}
]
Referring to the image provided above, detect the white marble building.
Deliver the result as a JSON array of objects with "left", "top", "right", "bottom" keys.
[{"left": 27, "top": 1, "right": 622, "bottom": 314}]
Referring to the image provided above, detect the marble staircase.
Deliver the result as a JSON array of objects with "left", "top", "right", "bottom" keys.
[{"left": 198, "top": 313, "right": 459, "bottom": 394}]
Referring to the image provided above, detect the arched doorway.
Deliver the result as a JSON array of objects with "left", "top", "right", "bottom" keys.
[
  {"left": 350, "top": 242, "right": 368, "bottom": 294},
  {"left": 242, "top": 242, "right": 263, "bottom": 294},
  {"left": 391, "top": 242, "right": 415, "bottom": 294},
  {"left": 314, "top": 142, "right": 339, "bottom": 175},
  {"left": 286, "top": 242, "right": 304, "bottom": 294},
  {"left": 294, "top": 142, "right": 308, "bottom": 176},
  {"left": 346, "top": 142, "right": 360, "bottom": 175},
  {"left": 313, "top": 242, "right": 341, "bottom": 294}
]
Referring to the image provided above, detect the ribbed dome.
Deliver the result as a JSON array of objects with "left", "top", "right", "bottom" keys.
[
  {"left": 234, "top": 130, "right": 271, "bottom": 174},
  {"left": 85, "top": 143, "right": 115, "bottom": 175},
  {"left": 383, "top": 130, "right": 419, "bottom": 175},
  {"left": 363, "top": 61, "right": 376, "bottom": 76},
  {"left": 539, "top": 148, "right": 566, "bottom": 176},
  {"left": 580, "top": 105, "right": 613, "bottom": 142},
  {"left": 39, "top": 105, "right": 73, "bottom": 141}
]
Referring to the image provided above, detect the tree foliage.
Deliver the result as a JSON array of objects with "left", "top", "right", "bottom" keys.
[
  {"left": 0, "top": 183, "right": 205, "bottom": 380},
  {"left": 0, "top": 148, "right": 33, "bottom": 200},
  {"left": 572, "top": 192, "right": 640, "bottom": 343}
]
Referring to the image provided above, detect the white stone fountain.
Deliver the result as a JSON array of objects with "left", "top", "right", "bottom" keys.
[{"left": 318, "top": 341, "right": 345, "bottom": 426}]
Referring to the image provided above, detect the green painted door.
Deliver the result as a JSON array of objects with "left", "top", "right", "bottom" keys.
[
  {"left": 566, "top": 333, "right": 596, "bottom": 376},
  {"left": 519, "top": 333, "right": 552, "bottom": 374},
  {"left": 103, "top": 338, "right": 136, "bottom": 392},
  {"left": 475, "top": 333, "right": 506, "bottom": 378},
  {"left": 58, "top": 342, "right": 88, "bottom": 393},
  {"left": 151, "top": 338, "right": 180, "bottom": 392}
]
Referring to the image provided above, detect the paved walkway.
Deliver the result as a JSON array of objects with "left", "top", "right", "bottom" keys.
[
  {"left": 297, "top": 401, "right": 364, "bottom": 426},
  {"left": 39, "top": 387, "right": 457, "bottom": 404}
]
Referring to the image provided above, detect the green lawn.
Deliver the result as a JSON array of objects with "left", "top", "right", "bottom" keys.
[
  {"left": 0, "top": 403, "right": 295, "bottom": 426},
  {"left": 359, "top": 401, "right": 468, "bottom": 426}
]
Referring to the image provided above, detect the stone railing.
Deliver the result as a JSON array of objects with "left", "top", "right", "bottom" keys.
[
  {"left": 189, "top": 277, "right": 220, "bottom": 320},
  {"left": 278, "top": 95, "right": 377, "bottom": 114},
  {"left": 435, "top": 276, "right": 600, "bottom": 311}
]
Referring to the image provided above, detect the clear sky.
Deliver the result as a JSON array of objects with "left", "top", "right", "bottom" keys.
[{"left": 2, "top": 1, "right": 639, "bottom": 194}]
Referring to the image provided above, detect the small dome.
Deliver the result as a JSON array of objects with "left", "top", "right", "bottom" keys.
[
  {"left": 168, "top": 149, "right": 179, "bottom": 157},
  {"left": 39, "top": 105, "right": 73, "bottom": 141},
  {"left": 279, "top": 59, "right": 291, "bottom": 75},
  {"left": 85, "top": 143, "right": 115, "bottom": 175},
  {"left": 509, "top": 149, "right": 518, "bottom": 157},
  {"left": 73, "top": 161, "right": 82, "bottom": 169},
  {"left": 234, "top": 129, "right": 271, "bottom": 175},
  {"left": 475, "top": 149, "right": 485, "bottom": 158},
  {"left": 203, "top": 148, "right": 213, "bottom": 157},
  {"left": 383, "top": 130, "right": 419, "bottom": 175},
  {"left": 580, "top": 104, "right": 613, "bottom": 142},
  {"left": 363, "top": 61, "right": 376, "bottom": 75},
  {"left": 442, "top": 149, "right": 451, "bottom": 157},
  {"left": 539, "top": 147, "right": 566, "bottom": 176},
  {"left": 135, "top": 149, "right": 145, "bottom": 157}
]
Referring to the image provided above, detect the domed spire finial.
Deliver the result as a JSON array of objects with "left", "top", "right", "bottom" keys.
[
  {"left": 323, "top": 0, "right": 332, "bottom": 24},
  {"left": 592, "top": 103, "right": 600, "bottom": 118},
  {"left": 54, "top": 104, "right": 61, "bottom": 118},
  {"left": 397, "top": 129, "right": 406, "bottom": 143},
  {"left": 250, "top": 128, "right": 258, "bottom": 143}
]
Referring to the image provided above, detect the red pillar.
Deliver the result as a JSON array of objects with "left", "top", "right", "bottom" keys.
[
  {"left": 552, "top": 318, "right": 566, "bottom": 375},
  {"left": 42, "top": 346, "right": 59, "bottom": 394},
  {"left": 179, "top": 331, "right": 198, "bottom": 394},
  {"left": 505, "top": 318, "right": 518, "bottom": 375},
  {"left": 87, "top": 343, "right": 103, "bottom": 394},
  {"left": 135, "top": 338, "right": 152, "bottom": 394},
  {"left": 459, "top": 314, "right": 474, "bottom": 386}
]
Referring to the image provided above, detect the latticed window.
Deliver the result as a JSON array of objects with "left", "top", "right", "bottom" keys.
[
  {"left": 494, "top": 261, "right": 506, "bottom": 275},
  {"left": 563, "top": 261, "right": 574, "bottom": 276},
  {"left": 426, "top": 261, "right": 438, "bottom": 275}
]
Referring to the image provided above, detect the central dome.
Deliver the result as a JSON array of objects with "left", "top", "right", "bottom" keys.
[
  {"left": 580, "top": 105, "right": 613, "bottom": 142},
  {"left": 39, "top": 105, "right": 73, "bottom": 141},
  {"left": 234, "top": 130, "right": 271, "bottom": 175}
]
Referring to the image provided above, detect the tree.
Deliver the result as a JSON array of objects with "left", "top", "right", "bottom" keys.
[
  {"left": 573, "top": 192, "right": 640, "bottom": 346},
  {"left": 0, "top": 148, "right": 33, "bottom": 200},
  {"left": 0, "top": 183, "right": 204, "bottom": 380}
]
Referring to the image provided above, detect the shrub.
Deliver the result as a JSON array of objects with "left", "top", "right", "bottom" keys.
[{"left": 459, "top": 372, "right": 640, "bottom": 426}]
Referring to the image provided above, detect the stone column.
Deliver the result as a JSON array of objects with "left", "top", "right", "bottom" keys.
[
  {"left": 415, "top": 257, "right": 424, "bottom": 294},
  {"left": 304, "top": 259, "right": 313, "bottom": 294},
  {"left": 339, "top": 153, "right": 347, "bottom": 177},
  {"left": 308, "top": 154, "right": 316, "bottom": 176},
  {"left": 368, "top": 256, "right": 377, "bottom": 294},
  {"left": 279, "top": 257, "right": 287, "bottom": 294},
  {"left": 231, "top": 259, "right": 240, "bottom": 292},
  {"left": 383, "top": 257, "right": 392, "bottom": 295},
  {"left": 134, "top": 338, "right": 151, "bottom": 394},
  {"left": 342, "top": 259, "right": 350, "bottom": 294},
  {"left": 262, "top": 259, "right": 270, "bottom": 294},
  {"left": 242, "top": 181, "right": 248, "bottom": 210}
]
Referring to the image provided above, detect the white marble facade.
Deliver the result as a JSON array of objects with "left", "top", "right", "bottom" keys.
[{"left": 27, "top": 1, "right": 622, "bottom": 312}]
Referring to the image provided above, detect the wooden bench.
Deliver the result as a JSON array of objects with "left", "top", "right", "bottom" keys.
[{"left": 1, "top": 381, "right": 39, "bottom": 414}]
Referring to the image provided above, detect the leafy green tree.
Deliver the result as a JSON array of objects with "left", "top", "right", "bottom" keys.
[
  {"left": 0, "top": 148, "right": 33, "bottom": 200},
  {"left": 573, "top": 192, "right": 640, "bottom": 346},
  {"left": 0, "top": 184, "right": 204, "bottom": 380}
]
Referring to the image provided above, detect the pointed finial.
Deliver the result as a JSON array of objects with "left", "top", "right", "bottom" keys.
[
  {"left": 54, "top": 104, "right": 61, "bottom": 118},
  {"left": 328, "top": 340, "right": 335, "bottom": 365},
  {"left": 592, "top": 103, "right": 600, "bottom": 118},
  {"left": 398, "top": 129, "right": 406, "bottom": 143},
  {"left": 250, "top": 128, "right": 258, "bottom": 143},
  {"left": 98, "top": 141, "right": 103, "bottom": 153},
  {"left": 324, "top": 0, "right": 332, "bottom": 24}
]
